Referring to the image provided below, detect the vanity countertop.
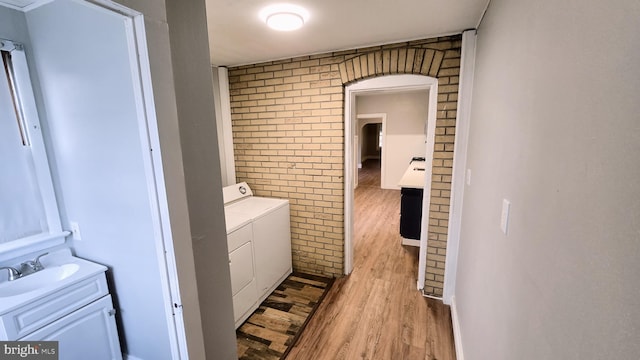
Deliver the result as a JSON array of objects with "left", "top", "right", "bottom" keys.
[
  {"left": 397, "top": 160, "right": 426, "bottom": 189},
  {"left": 0, "top": 249, "right": 107, "bottom": 315}
]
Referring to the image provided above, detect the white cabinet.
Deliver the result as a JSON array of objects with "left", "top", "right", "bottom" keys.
[
  {"left": 0, "top": 275, "right": 109, "bottom": 340},
  {"left": 0, "top": 270, "right": 122, "bottom": 359},
  {"left": 21, "top": 295, "right": 121, "bottom": 360}
]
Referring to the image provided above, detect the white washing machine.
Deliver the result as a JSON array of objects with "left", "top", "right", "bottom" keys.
[{"left": 223, "top": 182, "right": 292, "bottom": 326}]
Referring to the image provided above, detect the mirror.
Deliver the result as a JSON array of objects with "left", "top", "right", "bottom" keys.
[{"left": 0, "top": 38, "right": 67, "bottom": 263}]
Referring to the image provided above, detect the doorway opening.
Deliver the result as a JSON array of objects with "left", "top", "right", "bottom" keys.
[
  {"left": 355, "top": 114, "right": 386, "bottom": 189},
  {"left": 344, "top": 75, "right": 438, "bottom": 291}
]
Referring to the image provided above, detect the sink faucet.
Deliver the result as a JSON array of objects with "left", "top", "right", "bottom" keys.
[
  {"left": 19, "top": 252, "right": 49, "bottom": 277},
  {"left": 0, "top": 266, "right": 21, "bottom": 281},
  {"left": 0, "top": 252, "right": 48, "bottom": 281}
]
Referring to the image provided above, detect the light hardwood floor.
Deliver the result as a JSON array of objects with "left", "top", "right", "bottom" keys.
[{"left": 286, "top": 159, "right": 456, "bottom": 360}]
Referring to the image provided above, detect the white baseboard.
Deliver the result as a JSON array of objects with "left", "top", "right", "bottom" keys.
[
  {"left": 401, "top": 237, "right": 420, "bottom": 247},
  {"left": 125, "top": 355, "right": 144, "bottom": 360},
  {"left": 450, "top": 296, "right": 464, "bottom": 360}
]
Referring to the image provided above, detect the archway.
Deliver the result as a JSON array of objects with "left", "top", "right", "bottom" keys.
[{"left": 344, "top": 75, "right": 438, "bottom": 292}]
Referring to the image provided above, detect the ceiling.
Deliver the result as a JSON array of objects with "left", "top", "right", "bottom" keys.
[{"left": 205, "top": 0, "right": 489, "bottom": 67}]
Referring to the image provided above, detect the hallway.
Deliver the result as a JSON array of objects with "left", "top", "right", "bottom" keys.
[{"left": 286, "top": 159, "right": 456, "bottom": 359}]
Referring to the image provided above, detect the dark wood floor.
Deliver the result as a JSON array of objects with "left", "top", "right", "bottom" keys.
[
  {"left": 236, "top": 273, "right": 334, "bottom": 359},
  {"left": 285, "top": 159, "right": 456, "bottom": 360}
]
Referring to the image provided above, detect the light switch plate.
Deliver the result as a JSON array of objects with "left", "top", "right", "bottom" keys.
[
  {"left": 466, "top": 169, "right": 472, "bottom": 186},
  {"left": 70, "top": 221, "right": 82, "bottom": 241},
  {"left": 500, "top": 199, "right": 510, "bottom": 234}
]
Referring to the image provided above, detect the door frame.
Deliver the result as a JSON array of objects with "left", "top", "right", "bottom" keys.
[
  {"left": 88, "top": 0, "right": 188, "bottom": 357},
  {"left": 442, "top": 30, "right": 477, "bottom": 303},
  {"left": 344, "top": 75, "right": 438, "bottom": 292}
]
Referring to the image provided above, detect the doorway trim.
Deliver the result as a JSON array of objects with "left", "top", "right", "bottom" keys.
[
  {"left": 442, "top": 30, "right": 477, "bottom": 304},
  {"left": 344, "top": 75, "right": 438, "bottom": 291},
  {"left": 87, "top": 0, "right": 188, "bottom": 357}
]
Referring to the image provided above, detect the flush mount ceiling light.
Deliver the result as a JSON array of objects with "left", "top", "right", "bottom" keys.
[{"left": 259, "top": 4, "right": 310, "bottom": 31}]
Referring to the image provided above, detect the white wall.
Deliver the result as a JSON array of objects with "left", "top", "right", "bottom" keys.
[
  {"left": 165, "top": 0, "right": 238, "bottom": 358},
  {"left": 455, "top": 0, "right": 640, "bottom": 359},
  {"left": 114, "top": 0, "right": 225, "bottom": 357},
  {"left": 118, "top": 0, "right": 210, "bottom": 357},
  {"left": 25, "top": 1, "right": 173, "bottom": 358},
  {"left": 357, "top": 91, "right": 428, "bottom": 189},
  {"left": 0, "top": 6, "right": 27, "bottom": 42}
]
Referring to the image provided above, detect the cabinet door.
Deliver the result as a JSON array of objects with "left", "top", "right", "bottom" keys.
[
  {"left": 400, "top": 188, "right": 423, "bottom": 240},
  {"left": 20, "top": 295, "right": 122, "bottom": 360}
]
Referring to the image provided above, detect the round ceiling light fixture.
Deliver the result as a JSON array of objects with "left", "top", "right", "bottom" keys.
[{"left": 259, "top": 4, "right": 310, "bottom": 31}]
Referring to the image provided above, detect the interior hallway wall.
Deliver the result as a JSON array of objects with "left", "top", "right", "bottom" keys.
[
  {"left": 455, "top": 0, "right": 640, "bottom": 358},
  {"left": 166, "top": 0, "right": 238, "bottom": 358}
]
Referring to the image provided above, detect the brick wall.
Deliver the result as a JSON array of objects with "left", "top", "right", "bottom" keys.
[{"left": 228, "top": 35, "right": 461, "bottom": 295}]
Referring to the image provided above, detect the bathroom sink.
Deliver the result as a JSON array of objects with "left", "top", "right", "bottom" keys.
[
  {"left": 0, "top": 263, "right": 80, "bottom": 298},
  {"left": 0, "top": 249, "right": 107, "bottom": 315}
]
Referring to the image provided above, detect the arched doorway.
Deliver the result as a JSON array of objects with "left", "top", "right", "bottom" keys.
[{"left": 344, "top": 75, "right": 438, "bottom": 292}]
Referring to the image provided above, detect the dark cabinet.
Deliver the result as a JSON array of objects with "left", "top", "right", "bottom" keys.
[{"left": 400, "top": 187, "right": 423, "bottom": 240}]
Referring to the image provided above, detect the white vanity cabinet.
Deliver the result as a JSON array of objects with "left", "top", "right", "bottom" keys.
[{"left": 0, "top": 252, "right": 122, "bottom": 359}]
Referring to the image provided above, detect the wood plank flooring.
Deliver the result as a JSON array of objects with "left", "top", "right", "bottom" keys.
[
  {"left": 237, "top": 273, "right": 334, "bottom": 359},
  {"left": 285, "top": 159, "right": 456, "bottom": 360}
]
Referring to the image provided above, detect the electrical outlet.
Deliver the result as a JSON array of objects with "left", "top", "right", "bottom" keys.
[
  {"left": 70, "top": 221, "right": 82, "bottom": 241},
  {"left": 500, "top": 199, "right": 510, "bottom": 234},
  {"left": 466, "top": 169, "right": 472, "bottom": 186}
]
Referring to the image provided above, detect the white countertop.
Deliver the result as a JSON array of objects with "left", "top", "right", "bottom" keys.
[
  {"left": 0, "top": 249, "right": 107, "bottom": 315},
  {"left": 397, "top": 160, "right": 426, "bottom": 189}
]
